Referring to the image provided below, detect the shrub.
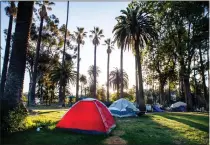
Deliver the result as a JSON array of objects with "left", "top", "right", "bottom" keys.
[{"left": 1, "top": 100, "right": 28, "bottom": 134}]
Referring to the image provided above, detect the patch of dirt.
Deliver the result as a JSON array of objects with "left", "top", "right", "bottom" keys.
[
  {"left": 112, "top": 130, "right": 125, "bottom": 136},
  {"left": 104, "top": 136, "right": 127, "bottom": 145}
]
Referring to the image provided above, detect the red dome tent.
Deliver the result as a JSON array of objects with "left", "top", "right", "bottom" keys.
[{"left": 56, "top": 98, "right": 116, "bottom": 134}]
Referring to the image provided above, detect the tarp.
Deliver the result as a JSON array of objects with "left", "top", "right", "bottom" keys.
[
  {"left": 109, "top": 98, "right": 139, "bottom": 117},
  {"left": 56, "top": 98, "right": 116, "bottom": 134},
  {"left": 153, "top": 105, "right": 164, "bottom": 112},
  {"left": 171, "top": 106, "right": 186, "bottom": 112}
]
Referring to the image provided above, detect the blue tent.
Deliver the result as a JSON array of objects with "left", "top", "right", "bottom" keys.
[
  {"left": 153, "top": 105, "right": 164, "bottom": 112},
  {"left": 109, "top": 98, "right": 139, "bottom": 117}
]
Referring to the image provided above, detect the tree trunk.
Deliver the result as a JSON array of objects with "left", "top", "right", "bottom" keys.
[
  {"left": 168, "top": 78, "right": 170, "bottom": 105},
  {"left": 30, "top": 17, "right": 44, "bottom": 105},
  {"left": 59, "top": 81, "right": 62, "bottom": 105},
  {"left": 80, "top": 85, "right": 82, "bottom": 97},
  {"left": 199, "top": 46, "right": 208, "bottom": 109},
  {"left": 76, "top": 44, "right": 80, "bottom": 100},
  {"left": 117, "top": 70, "right": 120, "bottom": 98},
  {"left": 159, "top": 81, "right": 164, "bottom": 105},
  {"left": 93, "top": 44, "right": 97, "bottom": 98},
  {"left": 40, "top": 84, "right": 43, "bottom": 104},
  {"left": 59, "top": 1, "right": 69, "bottom": 103},
  {"left": 135, "top": 40, "right": 145, "bottom": 112},
  {"left": 107, "top": 51, "right": 110, "bottom": 102},
  {"left": 3, "top": 1, "right": 34, "bottom": 109},
  {"left": 135, "top": 55, "right": 139, "bottom": 103},
  {"left": 183, "top": 75, "right": 193, "bottom": 111},
  {"left": 0, "top": 14, "right": 13, "bottom": 97},
  {"left": 120, "top": 45, "right": 124, "bottom": 98},
  {"left": 62, "top": 85, "right": 66, "bottom": 107}
]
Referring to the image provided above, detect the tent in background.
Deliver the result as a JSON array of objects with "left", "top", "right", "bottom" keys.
[
  {"left": 109, "top": 98, "right": 139, "bottom": 117},
  {"left": 56, "top": 98, "right": 116, "bottom": 134},
  {"left": 153, "top": 105, "right": 164, "bottom": 112},
  {"left": 171, "top": 101, "right": 187, "bottom": 112}
]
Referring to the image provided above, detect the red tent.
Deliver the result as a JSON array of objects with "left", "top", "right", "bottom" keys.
[{"left": 56, "top": 98, "right": 116, "bottom": 134}]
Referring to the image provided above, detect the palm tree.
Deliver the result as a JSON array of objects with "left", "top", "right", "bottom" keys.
[
  {"left": 50, "top": 61, "right": 76, "bottom": 106},
  {"left": 109, "top": 67, "right": 129, "bottom": 98},
  {"left": 89, "top": 27, "right": 104, "bottom": 98},
  {"left": 113, "top": 5, "right": 156, "bottom": 112},
  {"left": 74, "top": 27, "right": 87, "bottom": 100},
  {"left": 0, "top": 2, "right": 17, "bottom": 96},
  {"left": 112, "top": 16, "right": 131, "bottom": 99},
  {"left": 3, "top": 1, "right": 34, "bottom": 109},
  {"left": 88, "top": 65, "right": 101, "bottom": 82},
  {"left": 59, "top": 1, "right": 69, "bottom": 106},
  {"left": 79, "top": 74, "right": 87, "bottom": 97},
  {"left": 30, "top": 1, "right": 55, "bottom": 105},
  {"left": 103, "top": 38, "right": 114, "bottom": 102}
]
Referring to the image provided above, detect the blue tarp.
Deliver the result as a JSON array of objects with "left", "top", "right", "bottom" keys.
[
  {"left": 153, "top": 105, "right": 164, "bottom": 112},
  {"left": 172, "top": 106, "right": 186, "bottom": 112}
]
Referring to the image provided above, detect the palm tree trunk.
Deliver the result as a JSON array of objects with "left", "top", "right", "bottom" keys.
[
  {"left": 30, "top": 17, "right": 44, "bottom": 105},
  {"left": 62, "top": 85, "right": 66, "bottom": 107},
  {"left": 60, "top": 1, "right": 69, "bottom": 103},
  {"left": 76, "top": 44, "right": 80, "bottom": 100},
  {"left": 107, "top": 51, "right": 110, "bottom": 102},
  {"left": 59, "top": 81, "right": 62, "bottom": 105},
  {"left": 81, "top": 85, "right": 82, "bottom": 97},
  {"left": 135, "top": 55, "right": 139, "bottom": 103},
  {"left": 120, "top": 46, "right": 124, "bottom": 98},
  {"left": 135, "top": 40, "right": 146, "bottom": 112},
  {"left": 199, "top": 46, "right": 208, "bottom": 108},
  {"left": 3, "top": 1, "right": 34, "bottom": 109},
  {"left": 0, "top": 14, "right": 13, "bottom": 97},
  {"left": 94, "top": 44, "right": 97, "bottom": 98}
]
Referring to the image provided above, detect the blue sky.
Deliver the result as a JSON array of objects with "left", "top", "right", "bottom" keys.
[{"left": 1, "top": 2, "right": 140, "bottom": 94}]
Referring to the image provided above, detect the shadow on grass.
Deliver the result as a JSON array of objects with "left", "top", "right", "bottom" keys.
[
  {"left": 38, "top": 111, "right": 60, "bottom": 115},
  {"left": 1, "top": 118, "right": 107, "bottom": 145},
  {"left": 156, "top": 114, "right": 209, "bottom": 133},
  {"left": 117, "top": 115, "right": 191, "bottom": 145}
]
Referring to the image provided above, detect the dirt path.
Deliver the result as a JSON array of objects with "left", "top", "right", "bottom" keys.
[{"left": 103, "top": 130, "right": 127, "bottom": 145}]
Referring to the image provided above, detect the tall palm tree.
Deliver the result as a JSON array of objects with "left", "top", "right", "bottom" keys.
[
  {"left": 59, "top": 1, "right": 69, "bottom": 106},
  {"left": 0, "top": 2, "right": 17, "bottom": 97},
  {"left": 109, "top": 67, "right": 129, "bottom": 98},
  {"left": 79, "top": 74, "right": 87, "bottom": 96},
  {"left": 74, "top": 27, "right": 87, "bottom": 100},
  {"left": 112, "top": 16, "right": 131, "bottom": 99},
  {"left": 113, "top": 5, "right": 157, "bottom": 112},
  {"left": 103, "top": 38, "right": 114, "bottom": 102},
  {"left": 50, "top": 61, "right": 76, "bottom": 106},
  {"left": 89, "top": 27, "right": 104, "bottom": 98},
  {"left": 3, "top": 1, "right": 34, "bottom": 109},
  {"left": 30, "top": 1, "right": 55, "bottom": 105}
]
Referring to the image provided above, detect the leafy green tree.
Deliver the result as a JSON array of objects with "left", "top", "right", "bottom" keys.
[{"left": 89, "top": 27, "right": 104, "bottom": 98}]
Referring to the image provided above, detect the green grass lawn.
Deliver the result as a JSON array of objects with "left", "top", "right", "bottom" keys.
[{"left": 2, "top": 109, "right": 209, "bottom": 145}]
